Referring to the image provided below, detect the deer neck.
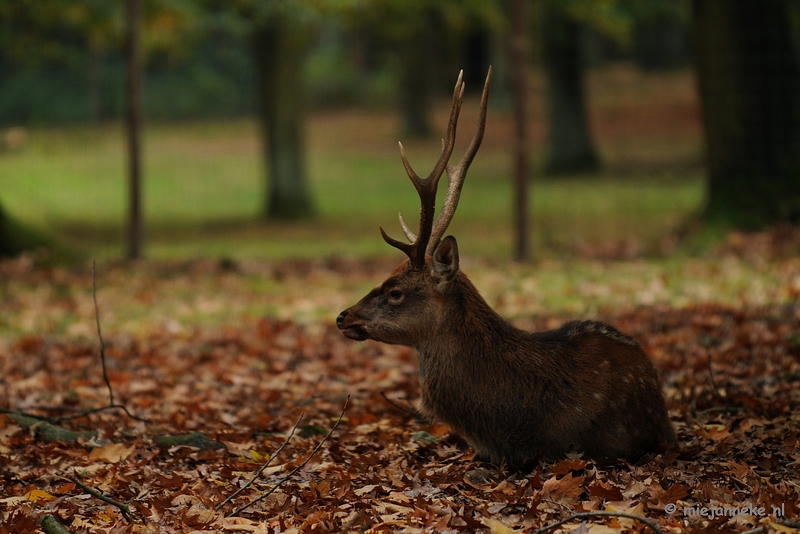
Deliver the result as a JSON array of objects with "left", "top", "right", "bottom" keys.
[{"left": 416, "top": 273, "right": 520, "bottom": 375}]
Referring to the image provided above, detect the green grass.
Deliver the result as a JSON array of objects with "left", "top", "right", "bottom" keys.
[
  {"left": 0, "top": 120, "right": 704, "bottom": 261},
  {"left": 0, "top": 67, "right": 706, "bottom": 261}
]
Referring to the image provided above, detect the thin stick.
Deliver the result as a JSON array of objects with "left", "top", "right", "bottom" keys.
[
  {"left": 228, "top": 396, "right": 349, "bottom": 517},
  {"left": 534, "top": 511, "right": 663, "bottom": 534},
  {"left": 2, "top": 264, "right": 148, "bottom": 425},
  {"left": 707, "top": 350, "right": 717, "bottom": 393},
  {"left": 215, "top": 413, "right": 304, "bottom": 511},
  {"left": 70, "top": 474, "right": 142, "bottom": 523},
  {"left": 380, "top": 391, "right": 422, "bottom": 418},
  {"left": 92, "top": 261, "right": 114, "bottom": 406},
  {"left": 54, "top": 404, "right": 148, "bottom": 423}
]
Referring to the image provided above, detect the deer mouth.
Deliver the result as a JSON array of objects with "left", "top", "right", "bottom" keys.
[{"left": 341, "top": 325, "right": 368, "bottom": 341}]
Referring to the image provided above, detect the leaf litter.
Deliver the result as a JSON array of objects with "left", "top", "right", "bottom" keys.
[{"left": 1, "top": 244, "right": 799, "bottom": 533}]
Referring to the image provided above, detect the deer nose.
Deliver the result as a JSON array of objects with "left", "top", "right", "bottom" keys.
[{"left": 336, "top": 310, "right": 348, "bottom": 329}]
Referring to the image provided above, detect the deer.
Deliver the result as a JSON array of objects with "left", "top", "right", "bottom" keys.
[{"left": 336, "top": 68, "right": 675, "bottom": 465}]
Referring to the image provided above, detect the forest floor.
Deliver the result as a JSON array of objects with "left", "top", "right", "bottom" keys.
[{"left": 1, "top": 228, "right": 800, "bottom": 533}]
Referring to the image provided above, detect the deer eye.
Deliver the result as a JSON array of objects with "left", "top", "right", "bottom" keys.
[{"left": 387, "top": 289, "right": 404, "bottom": 303}]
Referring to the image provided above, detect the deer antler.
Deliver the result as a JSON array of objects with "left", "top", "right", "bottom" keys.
[{"left": 381, "top": 67, "right": 492, "bottom": 269}]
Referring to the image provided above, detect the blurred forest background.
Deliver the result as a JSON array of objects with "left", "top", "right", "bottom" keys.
[{"left": 1, "top": 0, "right": 799, "bottom": 262}]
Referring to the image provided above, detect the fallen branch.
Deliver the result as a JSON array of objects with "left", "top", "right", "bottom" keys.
[
  {"left": 228, "top": 396, "right": 349, "bottom": 517},
  {"left": 534, "top": 511, "right": 663, "bottom": 534},
  {"left": 216, "top": 413, "right": 304, "bottom": 511},
  {"left": 70, "top": 474, "right": 142, "bottom": 523},
  {"left": 6, "top": 412, "right": 97, "bottom": 443},
  {"left": 38, "top": 513, "right": 72, "bottom": 534}
]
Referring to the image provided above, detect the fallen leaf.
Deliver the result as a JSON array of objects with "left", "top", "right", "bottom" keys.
[
  {"left": 24, "top": 489, "right": 56, "bottom": 502},
  {"left": 481, "top": 517, "right": 516, "bottom": 534},
  {"left": 542, "top": 472, "right": 586, "bottom": 500},
  {"left": 88, "top": 442, "right": 135, "bottom": 463}
]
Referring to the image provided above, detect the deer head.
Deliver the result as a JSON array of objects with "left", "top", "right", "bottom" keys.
[{"left": 336, "top": 68, "right": 492, "bottom": 346}]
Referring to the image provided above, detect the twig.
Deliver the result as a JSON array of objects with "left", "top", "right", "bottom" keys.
[
  {"left": 380, "top": 391, "right": 423, "bottom": 419},
  {"left": 92, "top": 261, "right": 114, "bottom": 407},
  {"left": 70, "top": 474, "right": 143, "bottom": 523},
  {"left": 53, "top": 403, "right": 149, "bottom": 423},
  {"left": 706, "top": 349, "right": 726, "bottom": 401},
  {"left": 216, "top": 413, "right": 304, "bottom": 510},
  {"left": 46, "top": 262, "right": 150, "bottom": 424},
  {"left": 534, "top": 511, "right": 663, "bottom": 534},
  {"left": 1, "top": 265, "right": 148, "bottom": 426},
  {"left": 740, "top": 527, "right": 766, "bottom": 534},
  {"left": 707, "top": 351, "right": 715, "bottom": 391},
  {"left": 228, "top": 396, "right": 349, "bottom": 517}
]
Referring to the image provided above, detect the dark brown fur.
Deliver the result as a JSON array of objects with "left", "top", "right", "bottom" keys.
[{"left": 337, "top": 237, "right": 675, "bottom": 464}]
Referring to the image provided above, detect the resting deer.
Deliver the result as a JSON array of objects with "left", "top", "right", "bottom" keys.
[{"left": 337, "top": 68, "right": 675, "bottom": 464}]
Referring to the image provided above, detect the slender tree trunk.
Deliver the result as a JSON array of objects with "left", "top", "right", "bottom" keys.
[
  {"left": 693, "top": 0, "right": 800, "bottom": 228},
  {"left": 510, "top": 0, "right": 530, "bottom": 262},
  {"left": 88, "top": 49, "right": 106, "bottom": 123},
  {"left": 398, "top": 15, "right": 434, "bottom": 138},
  {"left": 542, "top": 3, "right": 598, "bottom": 175},
  {"left": 253, "top": 17, "right": 314, "bottom": 220},
  {"left": 125, "top": 0, "right": 142, "bottom": 259}
]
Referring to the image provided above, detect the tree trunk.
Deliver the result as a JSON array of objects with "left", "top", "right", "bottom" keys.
[
  {"left": 398, "top": 16, "right": 435, "bottom": 138},
  {"left": 253, "top": 17, "right": 314, "bottom": 220},
  {"left": 88, "top": 49, "right": 107, "bottom": 123},
  {"left": 0, "top": 202, "right": 49, "bottom": 258},
  {"left": 509, "top": 0, "right": 530, "bottom": 262},
  {"left": 542, "top": 3, "right": 599, "bottom": 175},
  {"left": 0, "top": 202, "right": 23, "bottom": 257},
  {"left": 125, "top": 0, "right": 143, "bottom": 259},
  {"left": 693, "top": 0, "right": 800, "bottom": 228}
]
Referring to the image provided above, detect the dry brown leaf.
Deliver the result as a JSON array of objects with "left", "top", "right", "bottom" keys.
[{"left": 88, "top": 442, "right": 135, "bottom": 463}]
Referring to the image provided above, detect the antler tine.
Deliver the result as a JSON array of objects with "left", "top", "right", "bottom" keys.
[
  {"left": 398, "top": 213, "right": 417, "bottom": 242},
  {"left": 383, "top": 70, "right": 466, "bottom": 268},
  {"left": 380, "top": 225, "right": 415, "bottom": 259},
  {"left": 424, "top": 69, "right": 465, "bottom": 184},
  {"left": 426, "top": 66, "right": 492, "bottom": 255}
]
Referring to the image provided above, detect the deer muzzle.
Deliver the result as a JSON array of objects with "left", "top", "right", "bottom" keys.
[{"left": 336, "top": 309, "right": 368, "bottom": 341}]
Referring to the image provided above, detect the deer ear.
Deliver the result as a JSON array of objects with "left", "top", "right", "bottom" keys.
[{"left": 432, "top": 236, "right": 459, "bottom": 289}]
